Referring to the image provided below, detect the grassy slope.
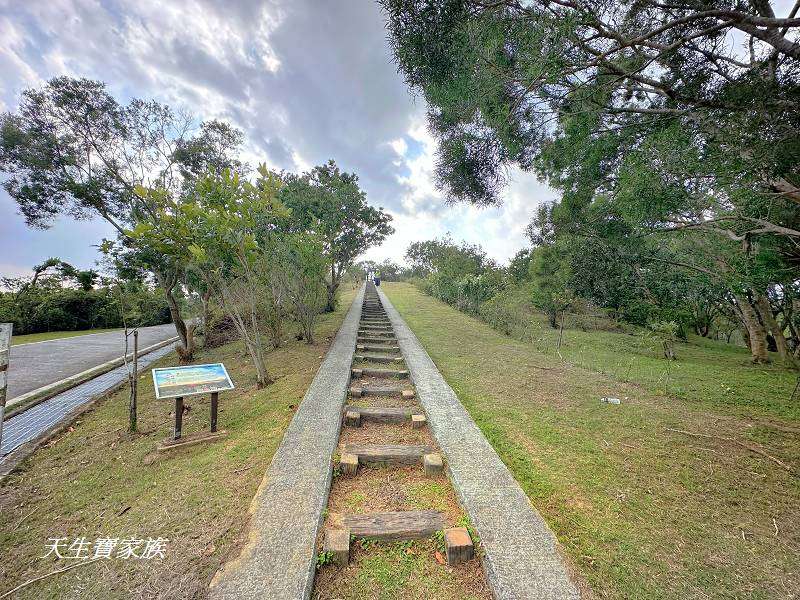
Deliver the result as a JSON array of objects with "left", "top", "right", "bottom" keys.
[
  {"left": 11, "top": 328, "right": 122, "bottom": 346},
  {"left": 0, "top": 287, "right": 355, "bottom": 600},
  {"left": 384, "top": 282, "right": 799, "bottom": 600}
]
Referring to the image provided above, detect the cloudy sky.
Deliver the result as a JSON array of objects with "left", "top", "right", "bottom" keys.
[{"left": 0, "top": 0, "right": 556, "bottom": 277}]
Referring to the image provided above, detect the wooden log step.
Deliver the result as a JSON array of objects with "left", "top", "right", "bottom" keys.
[
  {"left": 357, "top": 335, "right": 397, "bottom": 343},
  {"left": 361, "top": 320, "right": 390, "bottom": 325},
  {"left": 354, "top": 354, "right": 403, "bottom": 364},
  {"left": 344, "top": 444, "right": 434, "bottom": 465},
  {"left": 336, "top": 510, "right": 446, "bottom": 541},
  {"left": 357, "top": 344, "right": 400, "bottom": 352},
  {"left": 349, "top": 385, "right": 414, "bottom": 398},
  {"left": 359, "top": 324, "right": 392, "bottom": 330},
  {"left": 343, "top": 405, "right": 420, "bottom": 424},
  {"left": 358, "top": 330, "right": 395, "bottom": 338},
  {"left": 352, "top": 367, "right": 409, "bottom": 379}
]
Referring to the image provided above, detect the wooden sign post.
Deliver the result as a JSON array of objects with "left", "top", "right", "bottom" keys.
[
  {"left": 151, "top": 363, "right": 234, "bottom": 450},
  {"left": 0, "top": 323, "right": 12, "bottom": 452}
]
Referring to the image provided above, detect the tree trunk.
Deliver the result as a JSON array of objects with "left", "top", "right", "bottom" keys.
[
  {"left": 325, "top": 282, "right": 338, "bottom": 313},
  {"left": 155, "top": 270, "right": 194, "bottom": 363},
  {"left": 755, "top": 294, "right": 791, "bottom": 362},
  {"left": 200, "top": 290, "right": 212, "bottom": 335},
  {"left": 735, "top": 293, "right": 770, "bottom": 363}
]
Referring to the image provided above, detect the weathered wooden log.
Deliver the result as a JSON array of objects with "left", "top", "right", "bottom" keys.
[
  {"left": 337, "top": 511, "right": 445, "bottom": 541},
  {"left": 344, "top": 444, "right": 434, "bottom": 465},
  {"left": 445, "top": 527, "right": 474, "bottom": 565}
]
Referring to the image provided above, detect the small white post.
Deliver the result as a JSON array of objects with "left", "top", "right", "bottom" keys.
[{"left": 0, "top": 323, "right": 13, "bottom": 452}]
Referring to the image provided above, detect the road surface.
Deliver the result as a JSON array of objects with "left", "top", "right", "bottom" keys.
[{"left": 6, "top": 323, "right": 177, "bottom": 401}]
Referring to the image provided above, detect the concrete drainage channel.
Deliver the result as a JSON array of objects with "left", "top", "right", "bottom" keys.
[{"left": 210, "top": 282, "right": 579, "bottom": 599}]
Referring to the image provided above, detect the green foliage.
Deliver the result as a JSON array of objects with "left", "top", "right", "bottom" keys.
[
  {"left": 383, "top": 0, "right": 800, "bottom": 364},
  {"left": 316, "top": 550, "right": 335, "bottom": 569},
  {"left": 280, "top": 160, "right": 394, "bottom": 310},
  {"left": 0, "top": 278, "right": 169, "bottom": 335}
]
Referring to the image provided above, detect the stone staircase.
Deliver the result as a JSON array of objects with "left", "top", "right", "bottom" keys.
[{"left": 320, "top": 281, "right": 474, "bottom": 569}]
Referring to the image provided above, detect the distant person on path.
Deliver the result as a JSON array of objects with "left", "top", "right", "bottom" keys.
[{"left": 373, "top": 271, "right": 381, "bottom": 286}]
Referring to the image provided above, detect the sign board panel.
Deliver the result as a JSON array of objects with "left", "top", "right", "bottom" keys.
[{"left": 152, "top": 363, "right": 234, "bottom": 400}]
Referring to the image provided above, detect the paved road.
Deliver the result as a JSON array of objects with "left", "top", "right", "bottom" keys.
[
  {"left": 0, "top": 344, "right": 175, "bottom": 458},
  {"left": 6, "top": 324, "right": 177, "bottom": 401}
]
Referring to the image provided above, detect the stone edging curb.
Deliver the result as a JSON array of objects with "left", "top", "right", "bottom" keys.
[
  {"left": 378, "top": 288, "right": 581, "bottom": 600},
  {"left": 208, "top": 285, "right": 364, "bottom": 600},
  {"left": 4, "top": 336, "right": 179, "bottom": 420}
]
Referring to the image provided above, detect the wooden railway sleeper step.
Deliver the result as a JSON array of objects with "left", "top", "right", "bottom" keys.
[
  {"left": 355, "top": 344, "right": 398, "bottom": 352},
  {"left": 357, "top": 331, "right": 394, "bottom": 338},
  {"left": 356, "top": 343, "right": 400, "bottom": 353},
  {"left": 339, "top": 445, "right": 443, "bottom": 476},
  {"left": 357, "top": 339, "right": 398, "bottom": 347},
  {"left": 343, "top": 405, "right": 424, "bottom": 426},
  {"left": 324, "top": 518, "right": 472, "bottom": 567},
  {"left": 332, "top": 510, "right": 446, "bottom": 541},
  {"left": 351, "top": 367, "right": 409, "bottom": 379},
  {"left": 354, "top": 354, "right": 404, "bottom": 364},
  {"left": 349, "top": 385, "right": 414, "bottom": 399}
]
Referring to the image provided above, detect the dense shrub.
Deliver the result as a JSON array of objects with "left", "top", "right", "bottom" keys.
[
  {"left": 0, "top": 284, "right": 170, "bottom": 335},
  {"left": 203, "top": 312, "right": 241, "bottom": 348}
]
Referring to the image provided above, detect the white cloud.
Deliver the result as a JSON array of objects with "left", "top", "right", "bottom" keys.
[{"left": 0, "top": 0, "right": 560, "bottom": 274}]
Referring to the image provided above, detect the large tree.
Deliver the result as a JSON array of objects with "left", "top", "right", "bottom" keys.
[
  {"left": 0, "top": 77, "right": 242, "bottom": 360},
  {"left": 280, "top": 160, "right": 394, "bottom": 311},
  {"left": 382, "top": 0, "right": 800, "bottom": 363}
]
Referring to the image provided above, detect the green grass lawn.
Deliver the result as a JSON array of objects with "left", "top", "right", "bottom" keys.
[
  {"left": 0, "top": 289, "right": 354, "bottom": 599},
  {"left": 11, "top": 328, "right": 123, "bottom": 346},
  {"left": 384, "top": 282, "right": 800, "bottom": 599}
]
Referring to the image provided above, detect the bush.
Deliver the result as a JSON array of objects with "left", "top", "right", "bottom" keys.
[
  {"left": 204, "top": 312, "right": 241, "bottom": 348},
  {"left": 479, "top": 287, "right": 534, "bottom": 337},
  {"left": 0, "top": 284, "right": 171, "bottom": 335}
]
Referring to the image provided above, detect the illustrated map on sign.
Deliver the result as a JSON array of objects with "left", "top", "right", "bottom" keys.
[{"left": 152, "top": 363, "right": 234, "bottom": 399}]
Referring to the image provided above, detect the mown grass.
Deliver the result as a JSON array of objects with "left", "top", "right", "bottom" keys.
[
  {"left": 0, "top": 288, "right": 354, "bottom": 600},
  {"left": 481, "top": 290, "right": 798, "bottom": 421},
  {"left": 10, "top": 328, "right": 123, "bottom": 346},
  {"left": 384, "top": 282, "right": 800, "bottom": 599}
]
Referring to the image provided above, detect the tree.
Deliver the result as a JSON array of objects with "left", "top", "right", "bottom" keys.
[
  {"left": 383, "top": 1, "right": 800, "bottom": 364},
  {"left": 285, "top": 234, "right": 328, "bottom": 344},
  {"left": 280, "top": 160, "right": 394, "bottom": 311},
  {"left": 0, "top": 77, "right": 243, "bottom": 360},
  {"left": 179, "top": 167, "right": 288, "bottom": 388}
]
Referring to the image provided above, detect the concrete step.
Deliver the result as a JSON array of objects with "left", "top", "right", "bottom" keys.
[
  {"left": 343, "top": 405, "right": 421, "bottom": 425},
  {"left": 333, "top": 510, "right": 446, "bottom": 541},
  {"left": 343, "top": 443, "right": 434, "bottom": 466},
  {"left": 354, "top": 354, "right": 403, "bottom": 364},
  {"left": 352, "top": 367, "right": 409, "bottom": 379}
]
